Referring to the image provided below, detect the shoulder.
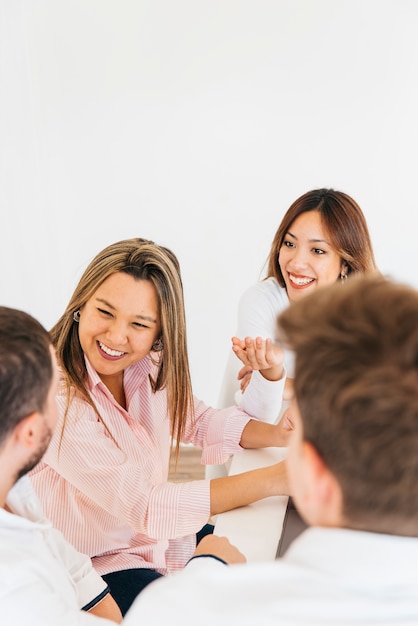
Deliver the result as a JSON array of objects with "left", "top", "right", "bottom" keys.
[
  {"left": 239, "top": 277, "right": 288, "bottom": 310},
  {"left": 5, "top": 476, "right": 44, "bottom": 518}
]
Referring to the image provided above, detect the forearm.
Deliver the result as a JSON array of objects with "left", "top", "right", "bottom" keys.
[
  {"left": 239, "top": 418, "right": 287, "bottom": 448},
  {"left": 209, "top": 461, "right": 289, "bottom": 516}
]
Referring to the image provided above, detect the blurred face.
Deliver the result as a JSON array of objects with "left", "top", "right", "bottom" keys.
[
  {"left": 77, "top": 272, "right": 161, "bottom": 393},
  {"left": 279, "top": 210, "right": 346, "bottom": 303},
  {"left": 285, "top": 398, "right": 305, "bottom": 514},
  {"left": 286, "top": 396, "right": 344, "bottom": 528}
]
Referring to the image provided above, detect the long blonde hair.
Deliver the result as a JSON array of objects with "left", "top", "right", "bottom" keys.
[{"left": 51, "top": 238, "right": 194, "bottom": 457}]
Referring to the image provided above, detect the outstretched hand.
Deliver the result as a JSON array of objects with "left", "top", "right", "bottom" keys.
[{"left": 232, "top": 336, "right": 284, "bottom": 382}]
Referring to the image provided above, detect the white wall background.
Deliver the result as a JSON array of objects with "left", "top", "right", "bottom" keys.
[{"left": 1, "top": 0, "right": 417, "bottom": 407}]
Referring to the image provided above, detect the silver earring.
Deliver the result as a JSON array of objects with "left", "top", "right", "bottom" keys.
[
  {"left": 152, "top": 337, "right": 163, "bottom": 351},
  {"left": 73, "top": 310, "right": 81, "bottom": 322},
  {"left": 340, "top": 273, "right": 347, "bottom": 285}
]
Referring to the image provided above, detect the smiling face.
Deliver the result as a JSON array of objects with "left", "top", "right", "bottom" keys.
[
  {"left": 77, "top": 272, "right": 161, "bottom": 395},
  {"left": 279, "top": 210, "right": 346, "bottom": 303}
]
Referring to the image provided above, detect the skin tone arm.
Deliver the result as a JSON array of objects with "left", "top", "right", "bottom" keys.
[
  {"left": 239, "top": 416, "right": 292, "bottom": 448},
  {"left": 208, "top": 334, "right": 293, "bottom": 516},
  {"left": 209, "top": 459, "right": 289, "bottom": 516},
  {"left": 88, "top": 594, "right": 123, "bottom": 623}
]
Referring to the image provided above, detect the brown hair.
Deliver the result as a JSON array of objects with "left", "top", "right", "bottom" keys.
[
  {"left": 278, "top": 274, "right": 418, "bottom": 536},
  {"left": 267, "top": 188, "right": 377, "bottom": 286},
  {"left": 0, "top": 306, "right": 52, "bottom": 446},
  {"left": 51, "top": 238, "right": 193, "bottom": 456}
]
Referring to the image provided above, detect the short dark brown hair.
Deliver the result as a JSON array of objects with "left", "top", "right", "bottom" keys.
[
  {"left": 0, "top": 306, "right": 52, "bottom": 447},
  {"left": 278, "top": 274, "right": 418, "bottom": 535}
]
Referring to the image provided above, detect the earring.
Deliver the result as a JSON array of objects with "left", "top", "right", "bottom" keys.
[
  {"left": 340, "top": 273, "right": 347, "bottom": 285},
  {"left": 73, "top": 310, "right": 81, "bottom": 322},
  {"left": 152, "top": 337, "right": 164, "bottom": 351}
]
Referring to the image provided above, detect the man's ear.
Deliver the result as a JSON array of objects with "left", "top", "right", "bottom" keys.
[
  {"left": 301, "top": 441, "right": 344, "bottom": 526},
  {"left": 13, "top": 412, "right": 40, "bottom": 450}
]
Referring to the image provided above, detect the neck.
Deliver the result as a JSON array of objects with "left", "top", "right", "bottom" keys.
[
  {"left": 0, "top": 456, "right": 24, "bottom": 509},
  {"left": 99, "top": 373, "right": 126, "bottom": 409},
  {"left": 0, "top": 481, "right": 14, "bottom": 509}
]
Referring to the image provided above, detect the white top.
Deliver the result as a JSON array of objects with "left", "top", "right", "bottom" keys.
[
  {"left": 125, "top": 526, "right": 418, "bottom": 626},
  {"left": 237, "top": 277, "right": 289, "bottom": 340},
  {"left": 1, "top": 476, "right": 114, "bottom": 626},
  {"left": 238, "top": 276, "right": 294, "bottom": 374}
]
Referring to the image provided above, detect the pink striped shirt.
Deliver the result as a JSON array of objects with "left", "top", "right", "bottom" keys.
[{"left": 29, "top": 355, "right": 284, "bottom": 575}]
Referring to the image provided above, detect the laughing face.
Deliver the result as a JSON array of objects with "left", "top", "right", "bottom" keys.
[
  {"left": 279, "top": 210, "right": 346, "bottom": 303},
  {"left": 77, "top": 272, "right": 161, "bottom": 397}
]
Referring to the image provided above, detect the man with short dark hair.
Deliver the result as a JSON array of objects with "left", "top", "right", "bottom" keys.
[
  {"left": 0, "top": 306, "right": 122, "bottom": 624},
  {"left": 125, "top": 275, "right": 418, "bottom": 625}
]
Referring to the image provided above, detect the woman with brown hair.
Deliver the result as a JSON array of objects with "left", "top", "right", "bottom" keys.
[{"left": 221, "top": 187, "right": 378, "bottom": 409}]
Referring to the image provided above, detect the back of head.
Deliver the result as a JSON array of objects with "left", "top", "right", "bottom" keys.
[
  {"left": 0, "top": 307, "right": 52, "bottom": 447},
  {"left": 278, "top": 274, "right": 418, "bottom": 535},
  {"left": 268, "top": 188, "right": 377, "bottom": 286}
]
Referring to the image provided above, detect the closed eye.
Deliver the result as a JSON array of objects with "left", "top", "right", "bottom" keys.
[
  {"left": 98, "top": 307, "right": 113, "bottom": 317},
  {"left": 132, "top": 321, "right": 149, "bottom": 329}
]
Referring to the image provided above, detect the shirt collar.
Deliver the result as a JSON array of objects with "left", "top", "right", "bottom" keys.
[
  {"left": 4, "top": 476, "right": 52, "bottom": 529},
  {"left": 285, "top": 526, "right": 418, "bottom": 585},
  {"left": 84, "top": 354, "right": 155, "bottom": 395}
]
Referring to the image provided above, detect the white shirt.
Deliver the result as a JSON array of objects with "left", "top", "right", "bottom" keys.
[
  {"left": 1, "top": 476, "right": 114, "bottom": 626},
  {"left": 125, "top": 526, "right": 418, "bottom": 626}
]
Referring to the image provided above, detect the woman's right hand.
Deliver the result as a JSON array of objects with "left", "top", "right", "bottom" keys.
[
  {"left": 231, "top": 336, "right": 285, "bottom": 383},
  {"left": 192, "top": 535, "right": 246, "bottom": 565}
]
